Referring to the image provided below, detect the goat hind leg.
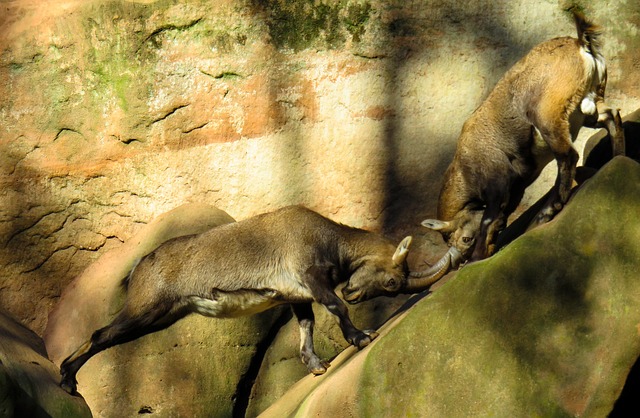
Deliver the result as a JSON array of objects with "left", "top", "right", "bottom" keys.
[
  {"left": 60, "top": 340, "right": 95, "bottom": 395},
  {"left": 597, "top": 104, "right": 626, "bottom": 157},
  {"left": 536, "top": 125, "right": 579, "bottom": 224},
  {"left": 60, "top": 302, "right": 175, "bottom": 395}
]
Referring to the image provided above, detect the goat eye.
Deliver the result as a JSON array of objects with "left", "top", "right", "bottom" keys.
[
  {"left": 462, "top": 236, "right": 473, "bottom": 244},
  {"left": 387, "top": 278, "right": 396, "bottom": 288}
]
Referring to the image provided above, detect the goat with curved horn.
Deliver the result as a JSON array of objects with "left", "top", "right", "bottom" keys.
[
  {"left": 421, "top": 11, "right": 624, "bottom": 269},
  {"left": 59, "top": 206, "right": 423, "bottom": 395}
]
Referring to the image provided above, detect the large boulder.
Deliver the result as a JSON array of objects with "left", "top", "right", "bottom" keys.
[
  {"left": 44, "top": 202, "right": 236, "bottom": 366},
  {"left": 0, "top": 310, "right": 91, "bottom": 418},
  {"left": 261, "top": 156, "right": 640, "bottom": 417}
]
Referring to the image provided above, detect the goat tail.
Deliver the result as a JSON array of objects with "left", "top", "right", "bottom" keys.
[{"left": 572, "top": 9, "right": 603, "bottom": 58}]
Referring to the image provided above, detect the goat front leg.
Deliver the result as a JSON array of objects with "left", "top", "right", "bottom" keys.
[
  {"left": 305, "top": 265, "right": 378, "bottom": 349},
  {"left": 472, "top": 212, "right": 507, "bottom": 260},
  {"left": 472, "top": 188, "right": 510, "bottom": 260},
  {"left": 322, "top": 293, "right": 378, "bottom": 349},
  {"left": 291, "top": 303, "right": 330, "bottom": 375}
]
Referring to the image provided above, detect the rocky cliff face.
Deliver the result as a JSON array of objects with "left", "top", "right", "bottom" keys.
[
  {"left": 1, "top": 0, "right": 639, "bottom": 416},
  {"left": 1, "top": 0, "right": 638, "bottom": 336}
]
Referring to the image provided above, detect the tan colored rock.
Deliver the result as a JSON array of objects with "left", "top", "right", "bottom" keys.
[
  {"left": 44, "top": 202, "right": 236, "bottom": 366},
  {"left": 1, "top": 0, "right": 639, "bottom": 337}
]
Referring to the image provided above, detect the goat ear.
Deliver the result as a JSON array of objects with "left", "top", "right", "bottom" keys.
[
  {"left": 392, "top": 236, "right": 412, "bottom": 266},
  {"left": 421, "top": 219, "right": 451, "bottom": 232}
]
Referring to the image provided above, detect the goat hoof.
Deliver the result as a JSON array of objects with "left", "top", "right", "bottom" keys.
[
  {"left": 60, "top": 379, "right": 78, "bottom": 396},
  {"left": 352, "top": 330, "right": 379, "bottom": 349},
  {"left": 535, "top": 214, "right": 550, "bottom": 225},
  {"left": 308, "top": 359, "right": 330, "bottom": 375},
  {"left": 310, "top": 367, "right": 327, "bottom": 376},
  {"left": 535, "top": 205, "right": 556, "bottom": 225},
  {"left": 365, "top": 330, "right": 379, "bottom": 340}
]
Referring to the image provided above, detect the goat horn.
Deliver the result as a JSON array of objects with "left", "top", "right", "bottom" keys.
[
  {"left": 403, "top": 247, "right": 461, "bottom": 292},
  {"left": 392, "top": 236, "right": 413, "bottom": 267}
]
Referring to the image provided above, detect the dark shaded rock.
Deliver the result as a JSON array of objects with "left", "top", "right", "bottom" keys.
[{"left": 0, "top": 310, "right": 91, "bottom": 417}]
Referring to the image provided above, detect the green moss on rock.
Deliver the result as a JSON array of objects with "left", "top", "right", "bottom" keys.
[
  {"left": 345, "top": 3, "right": 372, "bottom": 42},
  {"left": 357, "top": 157, "right": 640, "bottom": 417},
  {"left": 252, "top": 0, "right": 373, "bottom": 51}
]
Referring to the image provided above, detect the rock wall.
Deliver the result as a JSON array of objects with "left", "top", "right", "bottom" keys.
[
  {"left": 0, "top": 1, "right": 638, "bottom": 417},
  {"left": 1, "top": 0, "right": 638, "bottom": 337}
]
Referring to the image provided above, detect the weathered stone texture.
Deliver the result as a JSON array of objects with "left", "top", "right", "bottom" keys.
[
  {"left": 2, "top": 0, "right": 638, "bottom": 337},
  {"left": 0, "top": 0, "right": 639, "bottom": 416}
]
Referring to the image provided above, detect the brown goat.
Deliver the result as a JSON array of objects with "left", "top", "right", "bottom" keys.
[
  {"left": 417, "top": 11, "right": 625, "bottom": 283},
  {"left": 59, "top": 205, "right": 440, "bottom": 396}
]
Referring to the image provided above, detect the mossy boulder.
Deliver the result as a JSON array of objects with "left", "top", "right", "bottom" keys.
[
  {"left": 262, "top": 156, "right": 640, "bottom": 417},
  {"left": 0, "top": 311, "right": 91, "bottom": 418}
]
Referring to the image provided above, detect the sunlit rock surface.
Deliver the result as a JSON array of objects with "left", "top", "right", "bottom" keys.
[{"left": 2, "top": 0, "right": 638, "bottom": 337}]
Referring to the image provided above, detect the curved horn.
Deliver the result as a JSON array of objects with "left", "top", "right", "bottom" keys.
[
  {"left": 403, "top": 247, "right": 462, "bottom": 292},
  {"left": 392, "top": 236, "right": 412, "bottom": 266}
]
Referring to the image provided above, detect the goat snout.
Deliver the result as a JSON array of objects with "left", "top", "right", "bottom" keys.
[{"left": 341, "top": 285, "right": 363, "bottom": 304}]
